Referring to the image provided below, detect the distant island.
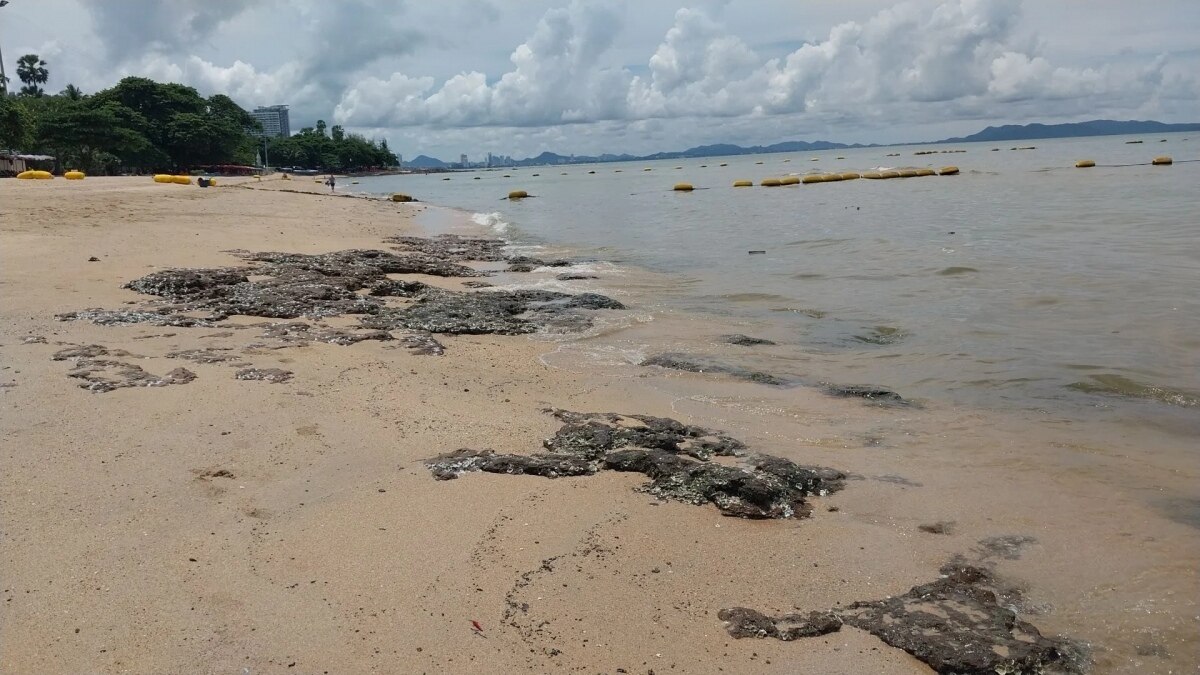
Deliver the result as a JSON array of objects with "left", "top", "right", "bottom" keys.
[
  {"left": 406, "top": 119, "right": 1199, "bottom": 169},
  {"left": 934, "top": 119, "right": 1200, "bottom": 144}
]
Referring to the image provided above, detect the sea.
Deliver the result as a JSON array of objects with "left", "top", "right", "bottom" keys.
[{"left": 354, "top": 132, "right": 1199, "bottom": 433}]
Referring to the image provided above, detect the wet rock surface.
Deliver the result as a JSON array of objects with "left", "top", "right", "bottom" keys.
[
  {"left": 239, "top": 249, "right": 488, "bottom": 279},
  {"left": 235, "top": 367, "right": 294, "bottom": 383},
  {"left": 556, "top": 273, "right": 599, "bottom": 281},
  {"left": 722, "top": 334, "right": 777, "bottom": 346},
  {"left": 506, "top": 256, "right": 573, "bottom": 273},
  {"left": 822, "top": 383, "right": 906, "bottom": 404},
  {"left": 363, "top": 288, "right": 624, "bottom": 336},
  {"left": 426, "top": 410, "right": 843, "bottom": 519},
  {"left": 721, "top": 557, "right": 1086, "bottom": 674},
  {"left": 641, "top": 353, "right": 787, "bottom": 386},
  {"left": 385, "top": 234, "right": 507, "bottom": 262}
]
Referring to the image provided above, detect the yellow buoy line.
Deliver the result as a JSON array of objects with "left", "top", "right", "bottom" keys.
[{"left": 1073, "top": 156, "right": 1192, "bottom": 168}]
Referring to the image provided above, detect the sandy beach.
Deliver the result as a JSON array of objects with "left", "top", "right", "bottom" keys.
[{"left": 2, "top": 176, "right": 1196, "bottom": 674}]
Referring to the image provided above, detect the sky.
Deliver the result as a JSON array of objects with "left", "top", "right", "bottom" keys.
[{"left": 2, "top": 0, "right": 1198, "bottom": 160}]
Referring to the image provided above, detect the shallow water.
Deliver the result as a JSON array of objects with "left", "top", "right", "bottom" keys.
[{"left": 357, "top": 132, "right": 1200, "bottom": 432}]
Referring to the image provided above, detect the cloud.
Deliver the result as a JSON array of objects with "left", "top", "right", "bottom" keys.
[
  {"left": 331, "top": 0, "right": 1195, "bottom": 143},
  {"left": 87, "top": 1, "right": 253, "bottom": 61}
]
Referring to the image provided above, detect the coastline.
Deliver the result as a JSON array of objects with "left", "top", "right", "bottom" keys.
[{"left": 1, "top": 176, "right": 1196, "bottom": 673}]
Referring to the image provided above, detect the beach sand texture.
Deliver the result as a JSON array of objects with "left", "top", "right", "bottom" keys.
[{"left": 1, "top": 177, "right": 1196, "bottom": 673}]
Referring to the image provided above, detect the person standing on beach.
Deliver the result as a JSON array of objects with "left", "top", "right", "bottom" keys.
[{"left": 327, "top": 175, "right": 336, "bottom": 192}]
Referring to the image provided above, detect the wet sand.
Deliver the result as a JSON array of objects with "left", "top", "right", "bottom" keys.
[{"left": 1, "top": 176, "right": 1196, "bottom": 673}]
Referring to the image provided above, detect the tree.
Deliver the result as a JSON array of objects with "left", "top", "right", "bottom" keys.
[
  {"left": 0, "top": 96, "right": 33, "bottom": 151},
  {"left": 16, "top": 54, "right": 49, "bottom": 97},
  {"left": 61, "top": 84, "right": 83, "bottom": 101}
]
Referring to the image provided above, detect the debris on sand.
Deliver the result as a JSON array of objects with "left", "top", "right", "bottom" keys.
[{"left": 426, "top": 410, "right": 843, "bottom": 519}]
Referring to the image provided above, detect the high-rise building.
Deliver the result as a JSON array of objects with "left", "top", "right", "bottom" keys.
[
  {"left": 460, "top": 154, "right": 468, "bottom": 168},
  {"left": 250, "top": 105, "right": 291, "bottom": 138}
]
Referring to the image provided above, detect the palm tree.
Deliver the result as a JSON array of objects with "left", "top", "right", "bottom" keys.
[
  {"left": 16, "top": 54, "right": 48, "bottom": 97},
  {"left": 61, "top": 84, "right": 83, "bottom": 100}
]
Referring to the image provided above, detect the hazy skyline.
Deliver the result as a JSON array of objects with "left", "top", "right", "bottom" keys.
[{"left": 3, "top": 0, "right": 1198, "bottom": 159}]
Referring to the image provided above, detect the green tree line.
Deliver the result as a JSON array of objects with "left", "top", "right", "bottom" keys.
[{"left": 1, "top": 55, "right": 396, "bottom": 174}]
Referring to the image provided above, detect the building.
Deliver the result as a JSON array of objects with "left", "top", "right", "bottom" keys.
[
  {"left": 250, "top": 105, "right": 291, "bottom": 138},
  {"left": 459, "top": 154, "right": 468, "bottom": 168}
]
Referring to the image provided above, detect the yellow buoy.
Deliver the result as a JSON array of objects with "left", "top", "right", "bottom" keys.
[
  {"left": 822, "top": 173, "right": 845, "bottom": 182},
  {"left": 779, "top": 176, "right": 801, "bottom": 185},
  {"left": 209, "top": 179, "right": 218, "bottom": 186},
  {"left": 840, "top": 172, "right": 861, "bottom": 180},
  {"left": 915, "top": 168, "right": 936, "bottom": 177},
  {"left": 508, "top": 190, "right": 529, "bottom": 199},
  {"left": 17, "top": 170, "right": 49, "bottom": 179},
  {"left": 732, "top": 180, "right": 753, "bottom": 187},
  {"left": 939, "top": 166, "right": 960, "bottom": 176},
  {"left": 881, "top": 170, "right": 902, "bottom": 179},
  {"left": 673, "top": 183, "right": 694, "bottom": 191},
  {"left": 172, "top": 175, "right": 192, "bottom": 185},
  {"left": 1152, "top": 156, "right": 1173, "bottom": 165},
  {"left": 898, "top": 169, "right": 919, "bottom": 178},
  {"left": 153, "top": 174, "right": 174, "bottom": 183},
  {"left": 64, "top": 170, "right": 85, "bottom": 180},
  {"left": 861, "top": 171, "right": 883, "bottom": 179},
  {"left": 391, "top": 193, "right": 414, "bottom": 202},
  {"left": 760, "top": 178, "right": 782, "bottom": 187},
  {"left": 1075, "top": 160, "right": 1095, "bottom": 168},
  {"left": 800, "top": 174, "right": 825, "bottom": 184}
]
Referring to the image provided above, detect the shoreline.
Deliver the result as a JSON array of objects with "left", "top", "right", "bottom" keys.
[{"left": 2, "top": 176, "right": 1196, "bottom": 673}]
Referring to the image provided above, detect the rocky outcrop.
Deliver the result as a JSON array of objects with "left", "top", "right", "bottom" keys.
[
  {"left": 719, "top": 562, "right": 1085, "bottom": 674},
  {"left": 426, "top": 410, "right": 843, "bottom": 519},
  {"left": 641, "top": 353, "right": 787, "bottom": 386}
]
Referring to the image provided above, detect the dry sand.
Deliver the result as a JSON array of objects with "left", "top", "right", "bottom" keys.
[{"left": 1, "top": 176, "right": 1196, "bottom": 673}]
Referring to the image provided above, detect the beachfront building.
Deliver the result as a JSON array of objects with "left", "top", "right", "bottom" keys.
[{"left": 250, "top": 105, "right": 291, "bottom": 138}]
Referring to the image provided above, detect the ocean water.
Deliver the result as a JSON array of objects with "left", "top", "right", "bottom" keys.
[{"left": 354, "top": 133, "right": 1200, "bottom": 432}]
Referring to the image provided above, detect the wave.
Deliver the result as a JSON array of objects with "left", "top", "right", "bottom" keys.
[{"left": 471, "top": 211, "right": 512, "bottom": 235}]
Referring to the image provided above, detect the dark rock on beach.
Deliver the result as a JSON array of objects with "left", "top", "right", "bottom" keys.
[
  {"left": 556, "top": 273, "right": 599, "bottom": 281},
  {"left": 822, "top": 383, "right": 906, "bottom": 404},
  {"left": 235, "top": 367, "right": 294, "bottom": 383},
  {"left": 57, "top": 309, "right": 215, "bottom": 327},
  {"left": 506, "top": 256, "right": 573, "bottom": 273},
  {"left": 363, "top": 288, "right": 624, "bottom": 335},
  {"left": 61, "top": 238, "right": 624, "bottom": 341},
  {"left": 722, "top": 334, "right": 776, "bottom": 346},
  {"left": 239, "top": 248, "right": 488, "bottom": 279},
  {"left": 546, "top": 409, "right": 746, "bottom": 460},
  {"left": 385, "top": 234, "right": 507, "bottom": 262},
  {"left": 425, "top": 410, "right": 843, "bottom": 519},
  {"left": 641, "top": 353, "right": 787, "bottom": 386},
  {"left": 720, "top": 562, "right": 1085, "bottom": 674}
]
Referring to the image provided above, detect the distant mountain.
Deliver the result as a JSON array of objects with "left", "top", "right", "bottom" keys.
[
  {"left": 938, "top": 119, "right": 1200, "bottom": 144},
  {"left": 403, "top": 119, "right": 1198, "bottom": 169},
  {"left": 406, "top": 154, "right": 447, "bottom": 168}
]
